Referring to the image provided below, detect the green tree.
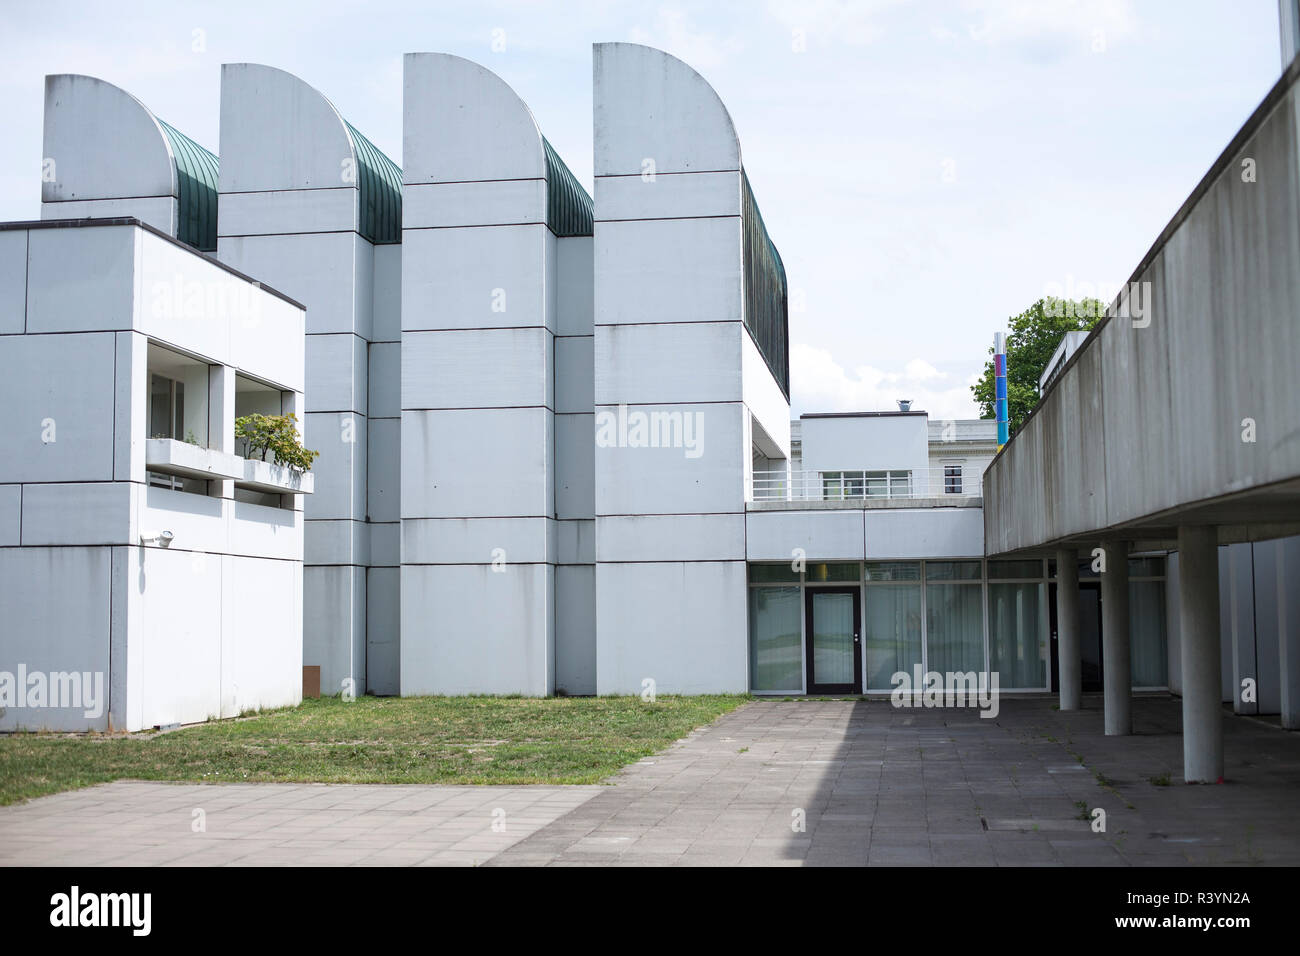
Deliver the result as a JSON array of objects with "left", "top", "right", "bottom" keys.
[
  {"left": 234, "top": 413, "right": 319, "bottom": 473},
  {"left": 972, "top": 297, "right": 1104, "bottom": 435}
]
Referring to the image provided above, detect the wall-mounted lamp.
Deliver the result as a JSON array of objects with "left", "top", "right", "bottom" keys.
[{"left": 140, "top": 530, "right": 175, "bottom": 547}]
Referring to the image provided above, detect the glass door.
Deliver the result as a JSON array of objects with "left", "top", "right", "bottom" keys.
[{"left": 805, "top": 587, "right": 862, "bottom": 695}]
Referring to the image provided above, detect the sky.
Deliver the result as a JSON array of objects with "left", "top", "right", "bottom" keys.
[{"left": 0, "top": 0, "right": 1283, "bottom": 418}]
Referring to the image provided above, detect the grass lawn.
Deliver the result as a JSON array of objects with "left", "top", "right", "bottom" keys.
[{"left": 0, "top": 694, "right": 748, "bottom": 806}]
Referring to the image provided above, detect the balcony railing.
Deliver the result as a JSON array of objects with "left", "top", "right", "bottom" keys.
[{"left": 750, "top": 467, "right": 983, "bottom": 502}]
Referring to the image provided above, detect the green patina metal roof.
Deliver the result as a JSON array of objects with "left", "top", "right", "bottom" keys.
[
  {"left": 157, "top": 119, "right": 219, "bottom": 253},
  {"left": 543, "top": 138, "right": 593, "bottom": 237},
  {"left": 741, "top": 169, "right": 789, "bottom": 400},
  {"left": 344, "top": 120, "right": 403, "bottom": 245}
]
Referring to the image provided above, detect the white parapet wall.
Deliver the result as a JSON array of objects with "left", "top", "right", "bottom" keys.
[
  {"left": 592, "top": 43, "right": 791, "bottom": 695},
  {"left": 0, "top": 219, "right": 306, "bottom": 731}
]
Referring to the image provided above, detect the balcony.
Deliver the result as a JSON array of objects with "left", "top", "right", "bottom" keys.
[
  {"left": 750, "top": 467, "right": 982, "bottom": 507},
  {"left": 145, "top": 438, "right": 243, "bottom": 481},
  {"left": 236, "top": 458, "right": 314, "bottom": 495}
]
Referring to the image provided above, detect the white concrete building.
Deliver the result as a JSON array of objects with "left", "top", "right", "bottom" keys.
[
  {"left": 6, "top": 42, "right": 1294, "bottom": 762},
  {"left": 0, "top": 217, "right": 308, "bottom": 731}
]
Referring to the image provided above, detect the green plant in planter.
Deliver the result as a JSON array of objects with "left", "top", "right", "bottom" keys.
[{"left": 234, "top": 413, "right": 319, "bottom": 473}]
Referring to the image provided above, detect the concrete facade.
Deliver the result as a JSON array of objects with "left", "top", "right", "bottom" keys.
[
  {"left": 399, "top": 53, "right": 594, "bottom": 696},
  {"left": 592, "top": 42, "right": 791, "bottom": 695},
  {"left": 217, "top": 64, "right": 400, "bottom": 698},
  {"left": 983, "top": 56, "right": 1300, "bottom": 770}
]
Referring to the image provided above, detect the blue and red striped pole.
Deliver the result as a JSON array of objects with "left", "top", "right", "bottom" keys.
[{"left": 994, "top": 332, "right": 1009, "bottom": 449}]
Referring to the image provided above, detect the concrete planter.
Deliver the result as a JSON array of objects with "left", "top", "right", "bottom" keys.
[
  {"left": 145, "top": 438, "right": 244, "bottom": 481},
  {"left": 237, "top": 457, "right": 314, "bottom": 495}
]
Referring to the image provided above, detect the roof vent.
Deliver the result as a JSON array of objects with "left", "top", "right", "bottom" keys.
[{"left": 897, "top": 399, "right": 912, "bottom": 412}]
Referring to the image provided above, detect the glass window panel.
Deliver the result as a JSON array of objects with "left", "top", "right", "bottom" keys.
[
  {"left": 926, "top": 582, "right": 985, "bottom": 674},
  {"left": 864, "top": 472, "right": 888, "bottom": 497},
  {"left": 749, "top": 563, "right": 800, "bottom": 584},
  {"left": 806, "top": 562, "right": 859, "bottom": 583},
  {"left": 822, "top": 473, "right": 844, "bottom": 500},
  {"left": 150, "top": 374, "right": 173, "bottom": 440},
  {"left": 1128, "top": 556, "right": 1166, "bottom": 578},
  {"left": 811, "top": 592, "right": 855, "bottom": 685},
  {"left": 925, "top": 560, "right": 982, "bottom": 581},
  {"left": 1129, "top": 580, "right": 1168, "bottom": 686},
  {"left": 889, "top": 472, "right": 912, "bottom": 497},
  {"left": 988, "top": 581, "right": 1046, "bottom": 688},
  {"left": 988, "top": 559, "right": 1044, "bottom": 580},
  {"left": 749, "top": 587, "right": 803, "bottom": 691},
  {"left": 865, "top": 583, "right": 922, "bottom": 690},
  {"left": 864, "top": 561, "right": 920, "bottom": 582},
  {"left": 174, "top": 379, "right": 185, "bottom": 440}
]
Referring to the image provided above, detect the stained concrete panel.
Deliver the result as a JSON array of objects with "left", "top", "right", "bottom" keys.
[{"left": 400, "top": 563, "right": 553, "bottom": 696}]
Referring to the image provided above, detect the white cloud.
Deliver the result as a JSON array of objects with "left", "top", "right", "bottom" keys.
[
  {"left": 765, "top": 0, "right": 908, "bottom": 47},
  {"left": 790, "top": 343, "right": 983, "bottom": 420},
  {"left": 957, "top": 0, "right": 1138, "bottom": 49}
]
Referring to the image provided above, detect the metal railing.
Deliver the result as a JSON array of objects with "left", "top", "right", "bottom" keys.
[{"left": 750, "top": 467, "right": 983, "bottom": 502}]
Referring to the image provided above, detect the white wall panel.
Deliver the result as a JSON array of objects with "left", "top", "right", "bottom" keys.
[
  {"left": 0, "top": 547, "right": 112, "bottom": 731},
  {"left": 22, "top": 483, "right": 133, "bottom": 546},
  {"left": 367, "top": 417, "right": 400, "bottom": 523},
  {"left": 556, "top": 413, "right": 595, "bottom": 520},
  {"left": 595, "top": 560, "right": 747, "bottom": 694},
  {"left": 746, "top": 509, "right": 866, "bottom": 561},
  {"left": 556, "top": 564, "right": 596, "bottom": 696},
  {"left": 25, "top": 226, "right": 134, "bottom": 333},
  {"left": 0, "top": 332, "right": 116, "bottom": 482},
  {"left": 597, "top": 513, "right": 745, "bottom": 562},
  {"left": 596, "top": 171, "right": 740, "bottom": 221},
  {"left": 555, "top": 336, "right": 594, "bottom": 413},
  {"left": 404, "top": 180, "right": 546, "bottom": 229},
  {"left": 366, "top": 566, "right": 400, "bottom": 695},
  {"left": 402, "top": 328, "right": 551, "bottom": 409},
  {"left": 594, "top": 217, "right": 741, "bottom": 326},
  {"left": 594, "top": 402, "right": 744, "bottom": 515},
  {"left": 368, "top": 342, "right": 401, "bottom": 419},
  {"left": 218, "top": 188, "right": 357, "bottom": 237},
  {"left": 402, "top": 516, "right": 553, "bottom": 565},
  {"left": 306, "top": 333, "right": 367, "bottom": 414},
  {"left": 401, "top": 408, "right": 551, "bottom": 518},
  {"left": 864, "top": 508, "right": 984, "bottom": 559},
  {"left": 0, "top": 230, "right": 26, "bottom": 335},
  {"left": 595, "top": 322, "right": 741, "bottom": 404},
  {"left": 401, "top": 563, "right": 553, "bottom": 696},
  {"left": 401, "top": 224, "right": 548, "bottom": 331}
]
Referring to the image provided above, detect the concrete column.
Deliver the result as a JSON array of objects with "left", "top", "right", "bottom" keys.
[
  {"left": 1056, "top": 548, "right": 1082, "bottom": 710},
  {"left": 1101, "top": 540, "right": 1131, "bottom": 735},
  {"left": 1280, "top": 537, "right": 1300, "bottom": 729},
  {"left": 208, "top": 364, "right": 235, "bottom": 500},
  {"left": 1178, "top": 525, "right": 1224, "bottom": 782}
]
